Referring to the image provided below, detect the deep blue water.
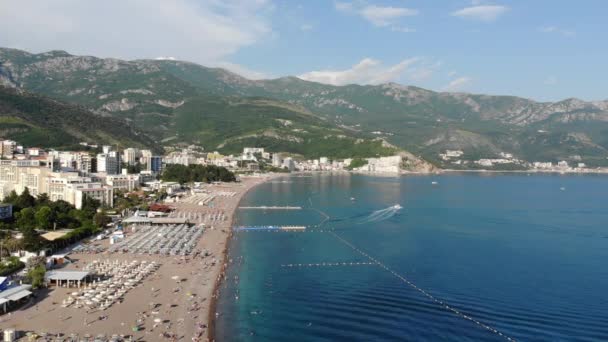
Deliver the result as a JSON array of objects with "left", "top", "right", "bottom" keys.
[{"left": 216, "top": 173, "right": 608, "bottom": 341}]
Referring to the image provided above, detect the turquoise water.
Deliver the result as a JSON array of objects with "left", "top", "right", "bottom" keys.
[{"left": 216, "top": 173, "right": 608, "bottom": 341}]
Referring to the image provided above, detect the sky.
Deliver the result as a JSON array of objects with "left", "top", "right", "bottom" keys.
[{"left": 0, "top": 0, "right": 606, "bottom": 101}]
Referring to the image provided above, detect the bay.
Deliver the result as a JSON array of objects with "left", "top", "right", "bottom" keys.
[{"left": 216, "top": 173, "right": 608, "bottom": 341}]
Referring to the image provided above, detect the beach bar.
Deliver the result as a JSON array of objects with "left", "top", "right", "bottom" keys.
[
  {"left": 45, "top": 270, "right": 91, "bottom": 288},
  {"left": 0, "top": 284, "right": 33, "bottom": 312}
]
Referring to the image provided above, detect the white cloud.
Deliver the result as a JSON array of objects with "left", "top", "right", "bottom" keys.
[
  {"left": 334, "top": 2, "right": 418, "bottom": 31},
  {"left": 543, "top": 76, "right": 558, "bottom": 86},
  {"left": 0, "top": 0, "right": 274, "bottom": 66},
  {"left": 360, "top": 5, "right": 419, "bottom": 27},
  {"left": 407, "top": 61, "right": 442, "bottom": 82},
  {"left": 298, "top": 57, "right": 420, "bottom": 86},
  {"left": 451, "top": 5, "right": 509, "bottom": 22},
  {"left": 443, "top": 77, "right": 473, "bottom": 91},
  {"left": 539, "top": 26, "right": 575, "bottom": 37}
]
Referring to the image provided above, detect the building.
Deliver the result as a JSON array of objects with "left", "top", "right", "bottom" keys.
[
  {"left": 68, "top": 183, "right": 113, "bottom": 209},
  {"left": 0, "top": 284, "right": 33, "bottom": 313},
  {"left": 97, "top": 151, "right": 121, "bottom": 175},
  {"left": 0, "top": 204, "right": 12, "bottom": 220},
  {"left": 75, "top": 153, "right": 93, "bottom": 173},
  {"left": 105, "top": 174, "right": 139, "bottom": 192},
  {"left": 272, "top": 153, "right": 283, "bottom": 167},
  {"left": 243, "top": 147, "right": 265, "bottom": 154},
  {"left": 0, "top": 161, "right": 113, "bottom": 209},
  {"left": 0, "top": 160, "right": 52, "bottom": 197},
  {"left": 283, "top": 157, "right": 295, "bottom": 172},
  {"left": 356, "top": 156, "right": 402, "bottom": 173},
  {"left": 148, "top": 156, "right": 162, "bottom": 173},
  {"left": 0, "top": 140, "right": 17, "bottom": 158},
  {"left": 123, "top": 148, "right": 140, "bottom": 165}
]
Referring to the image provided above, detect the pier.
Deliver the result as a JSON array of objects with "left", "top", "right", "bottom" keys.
[
  {"left": 238, "top": 206, "right": 302, "bottom": 210},
  {"left": 234, "top": 225, "right": 307, "bottom": 232}
]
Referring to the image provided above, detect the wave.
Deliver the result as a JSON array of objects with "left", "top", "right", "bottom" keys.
[{"left": 358, "top": 204, "right": 402, "bottom": 224}]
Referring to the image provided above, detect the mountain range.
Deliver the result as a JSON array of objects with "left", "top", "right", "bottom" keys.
[{"left": 1, "top": 47, "right": 607, "bottom": 168}]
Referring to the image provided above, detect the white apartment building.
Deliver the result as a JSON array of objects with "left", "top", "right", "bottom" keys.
[
  {"left": 69, "top": 183, "right": 113, "bottom": 209},
  {"left": 356, "top": 156, "right": 402, "bottom": 173},
  {"left": 105, "top": 174, "right": 139, "bottom": 192},
  {"left": 97, "top": 151, "right": 121, "bottom": 175},
  {"left": 0, "top": 140, "right": 17, "bottom": 158},
  {"left": 243, "top": 147, "right": 265, "bottom": 154},
  {"left": 272, "top": 153, "right": 283, "bottom": 167},
  {"left": 0, "top": 161, "right": 113, "bottom": 209},
  {"left": 123, "top": 148, "right": 140, "bottom": 165},
  {"left": 0, "top": 160, "right": 51, "bottom": 197}
]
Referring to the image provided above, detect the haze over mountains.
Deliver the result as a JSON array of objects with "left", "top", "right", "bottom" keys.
[{"left": 1, "top": 47, "right": 607, "bottom": 167}]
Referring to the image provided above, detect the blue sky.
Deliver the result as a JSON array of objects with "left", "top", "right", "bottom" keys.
[{"left": 0, "top": 0, "right": 606, "bottom": 101}]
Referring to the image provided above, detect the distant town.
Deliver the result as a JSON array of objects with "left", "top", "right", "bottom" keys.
[{"left": 438, "top": 149, "right": 607, "bottom": 173}]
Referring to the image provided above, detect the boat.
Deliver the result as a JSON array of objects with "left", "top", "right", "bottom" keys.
[
  {"left": 431, "top": 181, "right": 438, "bottom": 185},
  {"left": 350, "top": 197, "right": 356, "bottom": 201}
]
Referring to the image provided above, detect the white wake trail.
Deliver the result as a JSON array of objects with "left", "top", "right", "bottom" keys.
[{"left": 359, "top": 204, "right": 402, "bottom": 224}]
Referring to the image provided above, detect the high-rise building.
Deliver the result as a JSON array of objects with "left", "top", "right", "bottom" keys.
[
  {"left": 272, "top": 153, "right": 283, "bottom": 167},
  {"left": 123, "top": 148, "right": 140, "bottom": 165},
  {"left": 97, "top": 152, "right": 121, "bottom": 175},
  {"left": 0, "top": 140, "right": 17, "bottom": 158},
  {"left": 282, "top": 157, "right": 295, "bottom": 172},
  {"left": 148, "top": 156, "right": 162, "bottom": 173}
]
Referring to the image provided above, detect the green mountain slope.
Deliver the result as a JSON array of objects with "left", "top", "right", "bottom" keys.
[
  {"left": 170, "top": 95, "right": 395, "bottom": 159},
  {"left": 2, "top": 47, "right": 608, "bottom": 166},
  {"left": 0, "top": 86, "right": 156, "bottom": 150}
]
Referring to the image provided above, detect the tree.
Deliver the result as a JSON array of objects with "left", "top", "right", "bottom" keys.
[
  {"left": 26, "top": 265, "right": 46, "bottom": 289},
  {"left": 21, "top": 225, "right": 43, "bottom": 252},
  {"left": 15, "top": 187, "right": 36, "bottom": 209},
  {"left": 36, "top": 193, "right": 51, "bottom": 207},
  {"left": 93, "top": 211, "right": 112, "bottom": 229},
  {"left": 2, "top": 237, "right": 23, "bottom": 255},
  {"left": 161, "top": 164, "right": 237, "bottom": 184},
  {"left": 16, "top": 208, "right": 36, "bottom": 231},
  {"left": 3, "top": 190, "right": 18, "bottom": 206},
  {"left": 35, "top": 206, "right": 54, "bottom": 230},
  {"left": 81, "top": 196, "right": 100, "bottom": 218}
]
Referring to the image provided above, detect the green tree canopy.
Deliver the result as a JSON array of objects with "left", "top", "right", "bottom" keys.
[
  {"left": 16, "top": 207, "right": 36, "bottom": 231},
  {"left": 35, "top": 206, "right": 54, "bottom": 230},
  {"left": 162, "top": 164, "right": 236, "bottom": 184},
  {"left": 15, "top": 187, "right": 36, "bottom": 210}
]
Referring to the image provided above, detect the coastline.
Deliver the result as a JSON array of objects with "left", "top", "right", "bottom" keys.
[
  {"left": 207, "top": 173, "right": 281, "bottom": 342},
  {"left": 0, "top": 174, "right": 281, "bottom": 341}
]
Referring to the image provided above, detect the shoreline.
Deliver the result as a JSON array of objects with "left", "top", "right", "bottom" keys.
[
  {"left": 207, "top": 173, "right": 282, "bottom": 342},
  {"left": 0, "top": 174, "right": 281, "bottom": 341}
]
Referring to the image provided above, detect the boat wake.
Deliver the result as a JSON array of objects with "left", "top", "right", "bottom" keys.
[{"left": 359, "top": 204, "right": 402, "bottom": 224}]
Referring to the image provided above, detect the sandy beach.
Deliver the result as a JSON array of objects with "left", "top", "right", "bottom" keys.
[{"left": 0, "top": 174, "right": 276, "bottom": 341}]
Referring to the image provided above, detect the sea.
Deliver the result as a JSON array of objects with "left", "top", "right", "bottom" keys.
[{"left": 215, "top": 173, "right": 608, "bottom": 341}]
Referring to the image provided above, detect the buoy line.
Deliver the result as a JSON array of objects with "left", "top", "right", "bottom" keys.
[
  {"left": 281, "top": 262, "right": 376, "bottom": 268},
  {"left": 329, "top": 231, "right": 515, "bottom": 341}
]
